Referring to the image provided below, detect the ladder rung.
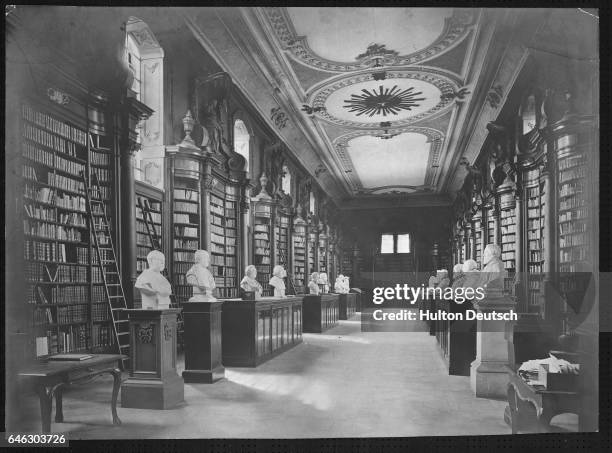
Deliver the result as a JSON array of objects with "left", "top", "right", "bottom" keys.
[
  {"left": 119, "top": 344, "right": 130, "bottom": 349},
  {"left": 107, "top": 283, "right": 121, "bottom": 287},
  {"left": 115, "top": 319, "right": 129, "bottom": 323},
  {"left": 117, "top": 332, "right": 129, "bottom": 335}
]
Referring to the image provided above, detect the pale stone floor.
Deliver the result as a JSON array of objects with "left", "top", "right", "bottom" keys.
[{"left": 13, "top": 316, "right": 532, "bottom": 439}]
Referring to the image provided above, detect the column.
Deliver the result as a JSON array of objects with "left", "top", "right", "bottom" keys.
[
  {"left": 120, "top": 143, "right": 137, "bottom": 308},
  {"left": 240, "top": 194, "right": 250, "bottom": 278}
]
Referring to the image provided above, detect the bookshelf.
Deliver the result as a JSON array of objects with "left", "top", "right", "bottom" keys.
[
  {"left": 275, "top": 212, "right": 291, "bottom": 273},
  {"left": 524, "top": 169, "right": 545, "bottom": 313},
  {"left": 292, "top": 217, "right": 306, "bottom": 293},
  {"left": 21, "top": 102, "right": 115, "bottom": 358},
  {"left": 500, "top": 203, "right": 516, "bottom": 274},
  {"left": 135, "top": 185, "right": 164, "bottom": 308},
  {"left": 172, "top": 183, "right": 200, "bottom": 303},
  {"left": 318, "top": 231, "right": 328, "bottom": 276},
  {"left": 485, "top": 206, "right": 496, "bottom": 248},
  {"left": 307, "top": 225, "right": 317, "bottom": 276},
  {"left": 340, "top": 249, "right": 352, "bottom": 277},
  {"left": 473, "top": 212, "right": 483, "bottom": 265},
  {"left": 553, "top": 119, "right": 595, "bottom": 332},
  {"left": 252, "top": 199, "right": 274, "bottom": 296},
  {"left": 210, "top": 181, "right": 239, "bottom": 299}
]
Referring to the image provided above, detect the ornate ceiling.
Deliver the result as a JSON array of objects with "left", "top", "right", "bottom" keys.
[
  {"left": 181, "top": 6, "right": 498, "bottom": 205},
  {"left": 261, "top": 7, "right": 477, "bottom": 196}
]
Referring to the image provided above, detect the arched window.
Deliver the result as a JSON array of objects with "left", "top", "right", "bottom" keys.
[
  {"left": 233, "top": 119, "right": 250, "bottom": 173},
  {"left": 521, "top": 94, "right": 537, "bottom": 134},
  {"left": 281, "top": 165, "right": 291, "bottom": 194}
]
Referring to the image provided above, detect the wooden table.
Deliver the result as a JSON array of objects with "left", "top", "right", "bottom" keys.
[
  {"left": 506, "top": 371, "right": 580, "bottom": 433},
  {"left": 18, "top": 354, "right": 126, "bottom": 433}
]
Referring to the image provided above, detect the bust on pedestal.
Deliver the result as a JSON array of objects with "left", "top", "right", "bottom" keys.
[
  {"left": 318, "top": 272, "right": 329, "bottom": 294},
  {"left": 240, "top": 265, "right": 263, "bottom": 299},
  {"left": 134, "top": 250, "right": 172, "bottom": 309},
  {"left": 182, "top": 250, "right": 225, "bottom": 384},
  {"left": 122, "top": 251, "right": 184, "bottom": 409},
  {"left": 308, "top": 272, "right": 320, "bottom": 295},
  {"left": 269, "top": 265, "right": 286, "bottom": 298},
  {"left": 470, "top": 244, "right": 515, "bottom": 398},
  {"left": 186, "top": 250, "right": 217, "bottom": 302}
]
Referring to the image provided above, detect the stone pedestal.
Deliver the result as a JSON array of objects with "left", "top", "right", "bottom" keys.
[
  {"left": 121, "top": 309, "right": 184, "bottom": 409},
  {"left": 182, "top": 301, "right": 224, "bottom": 383},
  {"left": 470, "top": 290, "right": 516, "bottom": 398}
]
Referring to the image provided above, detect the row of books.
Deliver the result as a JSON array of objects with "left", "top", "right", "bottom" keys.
[
  {"left": 90, "top": 150, "right": 110, "bottom": 166},
  {"left": 174, "top": 251, "right": 195, "bottom": 262},
  {"left": 24, "top": 240, "right": 70, "bottom": 262},
  {"left": 137, "top": 245, "right": 152, "bottom": 259},
  {"left": 22, "top": 104, "right": 88, "bottom": 146},
  {"left": 91, "top": 324, "right": 115, "bottom": 349},
  {"left": 22, "top": 141, "right": 85, "bottom": 176},
  {"left": 559, "top": 222, "right": 587, "bottom": 235},
  {"left": 559, "top": 248, "right": 589, "bottom": 264},
  {"left": 212, "top": 266, "right": 237, "bottom": 277},
  {"left": 25, "top": 206, "right": 87, "bottom": 228},
  {"left": 559, "top": 182, "right": 584, "bottom": 198},
  {"left": 255, "top": 256, "right": 271, "bottom": 265},
  {"left": 559, "top": 197, "right": 587, "bottom": 211},
  {"left": 56, "top": 304, "right": 88, "bottom": 324},
  {"left": 559, "top": 208, "right": 588, "bottom": 222},
  {"left": 254, "top": 205, "right": 272, "bottom": 215},
  {"left": 528, "top": 250, "right": 543, "bottom": 262},
  {"left": 254, "top": 246, "right": 269, "bottom": 255},
  {"left": 136, "top": 222, "right": 161, "bottom": 236},
  {"left": 210, "top": 243, "right": 226, "bottom": 254},
  {"left": 211, "top": 217, "right": 236, "bottom": 228},
  {"left": 174, "top": 238, "right": 199, "bottom": 250},
  {"left": 559, "top": 233, "right": 588, "bottom": 248},
  {"left": 48, "top": 173, "right": 85, "bottom": 194},
  {"left": 173, "top": 286, "right": 193, "bottom": 299},
  {"left": 92, "top": 303, "right": 111, "bottom": 321},
  {"left": 91, "top": 168, "right": 110, "bottom": 182},
  {"left": 175, "top": 226, "right": 198, "bottom": 238},
  {"left": 173, "top": 213, "right": 196, "bottom": 224},
  {"left": 136, "top": 210, "right": 162, "bottom": 225},
  {"left": 559, "top": 168, "right": 587, "bottom": 183},
  {"left": 24, "top": 220, "right": 82, "bottom": 241},
  {"left": 174, "top": 188, "right": 198, "bottom": 201},
  {"left": 254, "top": 224, "right": 269, "bottom": 233},
  {"left": 174, "top": 200, "right": 197, "bottom": 213},
  {"left": 211, "top": 224, "right": 235, "bottom": 237},
  {"left": 23, "top": 124, "right": 82, "bottom": 159},
  {"left": 26, "top": 186, "right": 87, "bottom": 212},
  {"left": 558, "top": 155, "right": 586, "bottom": 171}
]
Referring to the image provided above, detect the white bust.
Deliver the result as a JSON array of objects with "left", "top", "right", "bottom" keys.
[
  {"left": 135, "top": 250, "right": 172, "bottom": 309},
  {"left": 308, "top": 272, "right": 320, "bottom": 295},
  {"left": 342, "top": 276, "right": 350, "bottom": 293},
  {"left": 334, "top": 274, "right": 345, "bottom": 293},
  {"left": 186, "top": 250, "right": 217, "bottom": 302},
  {"left": 240, "top": 264, "right": 263, "bottom": 299},
  {"left": 269, "top": 265, "right": 286, "bottom": 298},
  {"left": 479, "top": 244, "right": 506, "bottom": 292},
  {"left": 318, "top": 272, "right": 329, "bottom": 293}
]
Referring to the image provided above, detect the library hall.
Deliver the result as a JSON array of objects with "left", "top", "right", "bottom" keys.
[{"left": 4, "top": 6, "right": 600, "bottom": 441}]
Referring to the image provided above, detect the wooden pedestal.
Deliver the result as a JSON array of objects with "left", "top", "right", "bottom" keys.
[
  {"left": 182, "top": 301, "right": 224, "bottom": 383},
  {"left": 338, "top": 293, "right": 357, "bottom": 320},
  {"left": 303, "top": 294, "right": 339, "bottom": 333},
  {"left": 121, "top": 309, "right": 184, "bottom": 409}
]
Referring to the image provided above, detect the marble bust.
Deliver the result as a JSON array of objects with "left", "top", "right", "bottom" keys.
[
  {"left": 318, "top": 272, "right": 329, "bottom": 293},
  {"left": 135, "top": 250, "right": 172, "bottom": 309},
  {"left": 451, "top": 263, "right": 465, "bottom": 290},
  {"left": 334, "top": 274, "right": 345, "bottom": 293},
  {"left": 478, "top": 244, "right": 506, "bottom": 293},
  {"left": 308, "top": 272, "right": 320, "bottom": 295},
  {"left": 437, "top": 269, "right": 450, "bottom": 290},
  {"left": 186, "top": 250, "right": 217, "bottom": 302},
  {"left": 269, "top": 265, "right": 286, "bottom": 298},
  {"left": 241, "top": 264, "right": 263, "bottom": 299},
  {"left": 462, "top": 259, "right": 480, "bottom": 291}
]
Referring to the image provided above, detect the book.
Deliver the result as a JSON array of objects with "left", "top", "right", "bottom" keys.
[{"left": 48, "top": 353, "right": 93, "bottom": 361}]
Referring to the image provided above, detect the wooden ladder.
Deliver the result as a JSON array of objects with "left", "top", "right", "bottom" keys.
[
  {"left": 82, "top": 171, "right": 130, "bottom": 370},
  {"left": 277, "top": 247, "right": 297, "bottom": 295}
]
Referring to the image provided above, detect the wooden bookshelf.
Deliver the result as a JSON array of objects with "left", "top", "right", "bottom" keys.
[
  {"left": 292, "top": 217, "right": 306, "bottom": 293},
  {"left": 21, "top": 102, "right": 115, "bottom": 358},
  {"left": 524, "top": 168, "right": 545, "bottom": 313},
  {"left": 307, "top": 224, "right": 317, "bottom": 276},
  {"left": 171, "top": 184, "right": 200, "bottom": 303},
  {"left": 252, "top": 199, "right": 274, "bottom": 296},
  {"left": 318, "top": 231, "right": 328, "bottom": 276},
  {"left": 275, "top": 212, "right": 291, "bottom": 274},
  {"left": 473, "top": 213, "right": 483, "bottom": 265},
  {"left": 210, "top": 181, "right": 239, "bottom": 299}
]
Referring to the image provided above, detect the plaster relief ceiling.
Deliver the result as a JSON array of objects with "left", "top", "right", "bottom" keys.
[
  {"left": 286, "top": 8, "right": 453, "bottom": 64},
  {"left": 256, "top": 7, "right": 478, "bottom": 198},
  {"left": 347, "top": 133, "right": 431, "bottom": 190}
]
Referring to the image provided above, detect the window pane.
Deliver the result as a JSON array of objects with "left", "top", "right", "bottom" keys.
[
  {"left": 381, "top": 234, "right": 394, "bottom": 254},
  {"left": 397, "top": 234, "right": 410, "bottom": 253}
]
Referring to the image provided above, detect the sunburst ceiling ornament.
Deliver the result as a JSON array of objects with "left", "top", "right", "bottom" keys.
[{"left": 342, "top": 85, "right": 425, "bottom": 117}]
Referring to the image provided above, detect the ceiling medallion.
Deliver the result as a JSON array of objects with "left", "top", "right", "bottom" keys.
[{"left": 343, "top": 85, "right": 425, "bottom": 117}]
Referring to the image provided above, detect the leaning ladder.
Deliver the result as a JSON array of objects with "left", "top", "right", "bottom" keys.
[
  {"left": 136, "top": 197, "right": 184, "bottom": 347},
  {"left": 82, "top": 171, "right": 130, "bottom": 370}
]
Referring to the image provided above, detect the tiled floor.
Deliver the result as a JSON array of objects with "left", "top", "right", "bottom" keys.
[{"left": 13, "top": 316, "right": 515, "bottom": 439}]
